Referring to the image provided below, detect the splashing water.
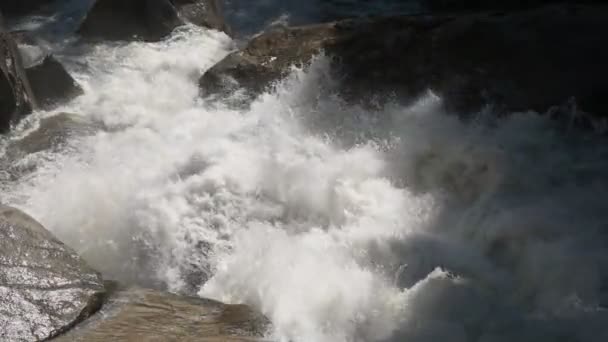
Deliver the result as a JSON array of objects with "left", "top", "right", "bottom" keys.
[{"left": 2, "top": 20, "right": 608, "bottom": 342}]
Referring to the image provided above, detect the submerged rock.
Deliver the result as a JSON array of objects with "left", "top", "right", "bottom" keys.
[
  {"left": 0, "top": 113, "right": 100, "bottom": 182},
  {"left": 0, "top": 205, "right": 106, "bottom": 341},
  {"left": 78, "top": 0, "right": 229, "bottom": 41},
  {"left": 10, "top": 112, "right": 101, "bottom": 155},
  {"left": 201, "top": 4, "right": 608, "bottom": 116},
  {"left": 54, "top": 286, "right": 271, "bottom": 341},
  {"left": 1, "top": 16, "right": 36, "bottom": 133}
]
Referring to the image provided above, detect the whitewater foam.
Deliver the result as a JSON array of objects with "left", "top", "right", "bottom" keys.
[{"left": 1, "top": 23, "right": 608, "bottom": 342}]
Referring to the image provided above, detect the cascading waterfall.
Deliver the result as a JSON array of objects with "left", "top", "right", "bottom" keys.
[{"left": 2, "top": 7, "right": 608, "bottom": 342}]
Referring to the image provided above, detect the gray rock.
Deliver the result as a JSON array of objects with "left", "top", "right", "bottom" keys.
[
  {"left": 54, "top": 286, "right": 271, "bottom": 341},
  {"left": 1, "top": 15, "right": 36, "bottom": 133},
  {"left": 0, "top": 205, "right": 106, "bottom": 341},
  {"left": 11, "top": 112, "right": 100, "bottom": 155},
  {"left": 200, "top": 4, "right": 608, "bottom": 117},
  {"left": 78, "top": 0, "right": 229, "bottom": 42}
]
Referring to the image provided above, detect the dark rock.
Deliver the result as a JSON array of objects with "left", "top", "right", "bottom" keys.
[
  {"left": 78, "top": 0, "right": 229, "bottom": 42},
  {"left": 54, "top": 286, "right": 271, "bottom": 341},
  {"left": 10, "top": 29, "right": 83, "bottom": 109},
  {"left": 0, "top": 205, "right": 106, "bottom": 341},
  {"left": 0, "top": 0, "right": 54, "bottom": 17},
  {"left": 1, "top": 19, "right": 36, "bottom": 133},
  {"left": 78, "top": 0, "right": 181, "bottom": 41},
  {"left": 200, "top": 4, "right": 608, "bottom": 117},
  {"left": 426, "top": 0, "right": 605, "bottom": 12},
  {"left": 25, "top": 55, "right": 83, "bottom": 109}
]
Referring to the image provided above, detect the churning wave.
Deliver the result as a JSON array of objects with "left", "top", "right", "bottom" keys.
[{"left": 1, "top": 22, "right": 608, "bottom": 342}]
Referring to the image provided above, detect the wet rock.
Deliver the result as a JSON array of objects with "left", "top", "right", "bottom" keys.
[
  {"left": 0, "top": 205, "right": 106, "bottom": 341},
  {"left": 1, "top": 16, "right": 36, "bottom": 133},
  {"left": 200, "top": 4, "right": 608, "bottom": 117},
  {"left": 11, "top": 29, "right": 83, "bottom": 109},
  {"left": 78, "top": 0, "right": 229, "bottom": 42},
  {"left": 172, "top": 0, "right": 231, "bottom": 35},
  {"left": 78, "top": 0, "right": 180, "bottom": 42},
  {"left": 25, "top": 55, "right": 83, "bottom": 109},
  {"left": 10, "top": 112, "right": 101, "bottom": 155},
  {"left": 54, "top": 286, "right": 271, "bottom": 341},
  {"left": 0, "top": 112, "right": 101, "bottom": 182}
]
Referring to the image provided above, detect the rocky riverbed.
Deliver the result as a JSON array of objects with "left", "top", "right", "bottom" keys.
[{"left": 2, "top": 1, "right": 608, "bottom": 341}]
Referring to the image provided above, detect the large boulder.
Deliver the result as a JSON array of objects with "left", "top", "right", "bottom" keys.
[
  {"left": 13, "top": 30, "right": 84, "bottom": 109},
  {"left": 78, "top": 0, "right": 229, "bottom": 41},
  {"left": 200, "top": 4, "right": 608, "bottom": 116},
  {"left": 25, "top": 55, "right": 83, "bottom": 109},
  {"left": 0, "top": 0, "right": 54, "bottom": 17},
  {"left": 54, "top": 286, "right": 271, "bottom": 341},
  {"left": 1, "top": 20, "right": 36, "bottom": 133},
  {"left": 0, "top": 205, "right": 106, "bottom": 341}
]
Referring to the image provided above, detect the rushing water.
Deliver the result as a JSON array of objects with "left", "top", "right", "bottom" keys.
[{"left": 2, "top": 2, "right": 608, "bottom": 342}]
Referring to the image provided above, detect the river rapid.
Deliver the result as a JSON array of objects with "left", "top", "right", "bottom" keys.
[{"left": 1, "top": 1, "right": 608, "bottom": 341}]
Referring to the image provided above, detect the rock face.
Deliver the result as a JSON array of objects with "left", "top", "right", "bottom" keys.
[
  {"left": 78, "top": 0, "right": 229, "bottom": 41},
  {"left": 1, "top": 19, "right": 36, "bottom": 133},
  {"left": 54, "top": 286, "right": 271, "bottom": 341},
  {"left": 25, "top": 55, "right": 83, "bottom": 109},
  {"left": 0, "top": 205, "right": 106, "bottom": 341},
  {"left": 0, "top": 0, "right": 54, "bottom": 16},
  {"left": 201, "top": 4, "right": 608, "bottom": 116}
]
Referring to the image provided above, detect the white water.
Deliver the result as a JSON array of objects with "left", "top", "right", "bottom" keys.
[{"left": 2, "top": 21, "right": 608, "bottom": 342}]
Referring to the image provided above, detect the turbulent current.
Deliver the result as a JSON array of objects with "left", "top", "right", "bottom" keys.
[{"left": 2, "top": 5, "right": 608, "bottom": 342}]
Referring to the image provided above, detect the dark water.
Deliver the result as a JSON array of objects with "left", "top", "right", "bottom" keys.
[{"left": 223, "top": 0, "right": 422, "bottom": 35}]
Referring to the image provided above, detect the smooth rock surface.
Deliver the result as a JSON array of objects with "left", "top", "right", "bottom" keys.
[
  {"left": 0, "top": 205, "right": 106, "bottom": 341},
  {"left": 54, "top": 286, "right": 271, "bottom": 341},
  {"left": 0, "top": 0, "right": 54, "bottom": 17},
  {"left": 78, "top": 0, "right": 229, "bottom": 41},
  {"left": 25, "top": 55, "right": 83, "bottom": 109},
  {"left": 201, "top": 4, "right": 608, "bottom": 116},
  {"left": 78, "top": 0, "right": 181, "bottom": 41}
]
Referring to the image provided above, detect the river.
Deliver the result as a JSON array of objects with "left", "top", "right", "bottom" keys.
[{"left": 1, "top": 1, "right": 607, "bottom": 341}]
